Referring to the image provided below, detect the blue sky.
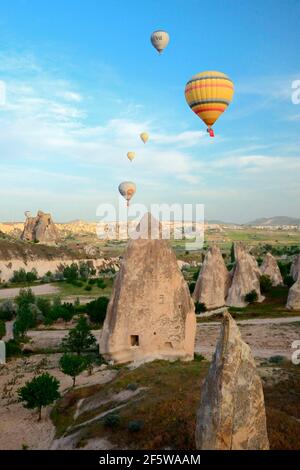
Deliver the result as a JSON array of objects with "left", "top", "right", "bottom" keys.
[{"left": 0, "top": 0, "right": 299, "bottom": 222}]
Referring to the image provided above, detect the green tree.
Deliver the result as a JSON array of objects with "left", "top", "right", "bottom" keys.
[
  {"left": 0, "top": 299, "right": 16, "bottom": 320},
  {"left": 61, "top": 316, "right": 97, "bottom": 355},
  {"left": 230, "top": 242, "right": 235, "bottom": 263},
  {"left": 245, "top": 290, "right": 258, "bottom": 304},
  {"left": 13, "top": 304, "right": 37, "bottom": 339},
  {"left": 0, "top": 320, "right": 6, "bottom": 339},
  {"left": 15, "top": 288, "right": 36, "bottom": 309},
  {"left": 18, "top": 373, "right": 60, "bottom": 421},
  {"left": 63, "top": 263, "right": 79, "bottom": 283},
  {"left": 86, "top": 296, "right": 109, "bottom": 324},
  {"left": 59, "top": 353, "right": 87, "bottom": 387},
  {"left": 260, "top": 275, "right": 273, "bottom": 294}
]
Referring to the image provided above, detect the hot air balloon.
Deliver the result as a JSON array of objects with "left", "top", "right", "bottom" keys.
[
  {"left": 185, "top": 71, "right": 234, "bottom": 137},
  {"left": 140, "top": 132, "right": 149, "bottom": 144},
  {"left": 118, "top": 181, "right": 136, "bottom": 206},
  {"left": 150, "top": 30, "right": 169, "bottom": 54},
  {"left": 127, "top": 152, "right": 136, "bottom": 162}
]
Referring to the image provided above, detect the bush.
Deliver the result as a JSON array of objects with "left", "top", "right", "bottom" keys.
[
  {"left": 86, "top": 296, "right": 109, "bottom": 324},
  {"left": 10, "top": 268, "right": 38, "bottom": 283},
  {"left": 84, "top": 285, "right": 92, "bottom": 292},
  {"left": 195, "top": 302, "right": 207, "bottom": 314},
  {"left": 96, "top": 279, "right": 106, "bottom": 289},
  {"left": 36, "top": 297, "right": 52, "bottom": 319},
  {"left": 0, "top": 299, "right": 16, "bottom": 320},
  {"left": 284, "top": 275, "right": 295, "bottom": 288},
  {"left": 188, "top": 282, "right": 196, "bottom": 294},
  {"left": 244, "top": 290, "right": 258, "bottom": 304},
  {"left": 269, "top": 355, "right": 285, "bottom": 364},
  {"left": 126, "top": 383, "right": 138, "bottom": 391},
  {"left": 13, "top": 303, "right": 37, "bottom": 338},
  {"left": 5, "top": 339, "right": 22, "bottom": 358},
  {"left": 104, "top": 413, "right": 120, "bottom": 428},
  {"left": 192, "top": 269, "right": 200, "bottom": 282},
  {"left": 128, "top": 420, "right": 144, "bottom": 432},
  {"left": 63, "top": 263, "right": 79, "bottom": 283},
  {"left": 0, "top": 320, "right": 6, "bottom": 339},
  {"left": 15, "top": 289, "right": 36, "bottom": 309},
  {"left": 260, "top": 274, "right": 273, "bottom": 294}
]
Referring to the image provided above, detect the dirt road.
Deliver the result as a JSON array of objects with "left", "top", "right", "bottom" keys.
[{"left": 0, "top": 284, "right": 59, "bottom": 299}]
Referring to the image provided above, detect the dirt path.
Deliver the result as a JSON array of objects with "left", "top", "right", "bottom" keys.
[{"left": 0, "top": 284, "right": 59, "bottom": 299}]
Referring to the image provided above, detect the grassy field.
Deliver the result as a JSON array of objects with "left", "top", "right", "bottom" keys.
[
  {"left": 51, "top": 357, "right": 300, "bottom": 450},
  {"left": 52, "top": 279, "right": 113, "bottom": 299}
]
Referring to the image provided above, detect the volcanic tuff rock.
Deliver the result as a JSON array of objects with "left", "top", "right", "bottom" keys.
[
  {"left": 291, "top": 254, "right": 300, "bottom": 281},
  {"left": 226, "top": 243, "right": 264, "bottom": 307},
  {"left": 100, "top": 213, "right": 196, "bottom": 364},
  {"left": 193, "top": 246, "right": 231, "bottom": 310},
  {"left": 195, "top": 311, "right": 269, "bottom": 450},
  {"left": 260, "top": 252, "right": 283, "bottom": 286},
  {"left": 286, "top": 277, "right": 300, "bottom": 310},
  {"left": 21, "top": 210, "right": 59, "bottom": 244}
]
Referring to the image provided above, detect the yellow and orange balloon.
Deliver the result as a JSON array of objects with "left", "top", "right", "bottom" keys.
[{"left": 185, "top": 71, "right": 234, "bottom": 137}]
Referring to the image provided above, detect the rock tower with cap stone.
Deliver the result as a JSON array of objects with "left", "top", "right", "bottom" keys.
[{"left": 99, "top": 213, "right": 196, "bottom": 364}]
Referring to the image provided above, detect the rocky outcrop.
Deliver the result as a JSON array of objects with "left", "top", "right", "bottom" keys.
[
  {"left": 195, "top": 311, "right": 269, "bottom": 450},
  {"left": 226, "top": 243, "right": 264, "bottom": 307},
  {"left": 100, "top": 213, "right": 196, "bottom": 364},
  {"left": 21, "top": 210, "right": 59, "bottom": 244},
  {"left": 286, "top": 278, "right": 300, "bottom": 310},
  {"left": 193, "top": 246, "right": 231, "bottom": 310},
  {"left": 291, "top": 254, "right": 300, "bottom": 282},
  {"left": 260, "top": 252, "right": 283, "bottom": 286}
]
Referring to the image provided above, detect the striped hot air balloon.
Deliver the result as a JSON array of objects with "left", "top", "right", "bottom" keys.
[{"left": 185, "top": 71, "right": 234, "bottom": 137}]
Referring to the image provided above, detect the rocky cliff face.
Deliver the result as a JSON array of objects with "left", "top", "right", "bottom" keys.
[
  {"left": 21, "top": 211, "right": 59, "bottom": 244},
  {"left": 286, "top": 277, "right": 300, "bottom": 310},
  {"left": 193, "top": 246, "right": 231, "bottom": 310},
  {"left": 226, "top": 243, "right": 264, "bottom": 307},
  {"left": 100, "top": 214, "right": 196, "bottom": 364},
  {"left": 260, "top": 252, "right": 283, "bottom": 286},
  {"left": 291, "top": 254, "right": 300, "bottom": 282},
  {"left": 195, "top": 311, "right": 269, "bottom": 450}
]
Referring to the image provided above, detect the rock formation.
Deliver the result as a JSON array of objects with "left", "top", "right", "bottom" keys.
[
  {"left": 100, "top": 213, "right": 196, "bottom": 364},
  {"left": 286, "top": 277, "right": 300, "bottom": 310},
  {"left": 193, "top": 246, "right": 231, "bottom": 310},
  {"left": 21, "top": 210, "right": 59, "bottom": 244},
  {"left": 226, "top": 243, "right": 264, "bottom": 307},
  {"left": 260, "top": 252, "right": 283, "bottom": 286},
  {"left": 195, "top": 311, "right": 269, "bottom": 450},
  {"left": 291, "top": 254, "right": 300, "bottom": 282}
]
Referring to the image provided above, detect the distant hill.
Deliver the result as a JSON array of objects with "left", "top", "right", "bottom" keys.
[{"left": 246, "top": 216, "right": 300, "bottom": 226}]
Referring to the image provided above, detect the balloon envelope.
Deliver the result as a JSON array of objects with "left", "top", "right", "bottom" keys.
[
  {"left": 185, "top": 71, "right": 234, "bottom": 130},
  {"left": 150, "top": 30, "right": 169, "bottom": 53},
  {"left": 127, "top": 152, "right": 136, "bottom": 162},
  {"left": 140, "top": 132, "right": 149, "bottom": 144},
  {"left": 118, "top": 181, "right": 136, "bottom": 204}
]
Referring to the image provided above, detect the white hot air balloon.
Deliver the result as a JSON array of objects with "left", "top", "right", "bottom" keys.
[
  {"left": 150, "top": 30, "right": 170, "bottom": 54},
  {"left": 118, "top": 181, "right": 136, "bottom": 207}
]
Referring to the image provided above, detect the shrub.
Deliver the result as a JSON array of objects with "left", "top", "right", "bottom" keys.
[
  {"left": 0, "top": 320, "right": 6, "bottom": 339},
  {"left": 96, "top": 279, "right": 106, "bottom": 289},
  {"left": 260, "top": 274, "right": 273, "bottom": 294},
  {"left": 128, "top": 420, "right": 144, "bottom": 432},
  {"left": 13, "top": 303, "right": 37, "bottom": 338},
  {"left": 269, "top": 355, "right": 285, "bottom": 364},
  {"left": 194, "top": 353, "right": 205, "bottom": 362},
  {"left": 5, "top": 339, "right": 22, "bottom": 357},
  {"left": 18, "top": 373, "right": 60, "bottom": 421},
  {"left": 104, "top": 413, "right": 120, "bottom": 428},
  {"left": 195, "top": 302, "right": 207, "bottom": 314},
  {"left": 284, "top": 275, "right": 295, "bottom": 288},
  {"left": 15, "top": 289, "right": 36, "bottom": 309},
  {"left": 63, "top": 263, "right": 79, "bottom": 283},
  {"left": 0, "top": 299, "right": 16, "bottom": 320},
  {"left": 86, "top": 296, "right": 109, "bottom": 324},
  {"left": 84, "top": 285, "right": 92, "bottom": 292},
  {"left": 126, "top": 383, "right": 138, "bottom": 391},
  {"left": 188, "top": 282, "right": 196, "bottom": 294},
  {"left": 192, "top": 269, "right": 200, "bottom": 282},
  {"left": 244, "top": 290, "right": 258, "bottom": 304},
  {"left": 36, "top": 297, "right": 52, "bottom": 319},
  {"left": 10, "top": 268, "right": 38, "bottom": 283}
]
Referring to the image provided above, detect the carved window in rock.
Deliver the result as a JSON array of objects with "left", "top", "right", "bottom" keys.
[
  {"left": 159, "top": 294, "right": 164, "bottom": 304},
  {"left": 130, "top": 335, "right": 139, "bottom": 347}
]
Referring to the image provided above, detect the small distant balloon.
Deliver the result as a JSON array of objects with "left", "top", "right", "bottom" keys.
[
  {"left": 127, "top": 151, "right": 136, "bottom": 162},
  {"left": 24, "top": 211, "right": 31, "bottom": 219},
  {"left": 150, "top": 30, "right": 169, "bottom": 54},
  {"left": 140, "top": 132, "right": 149, "bottom": 144},
  {"left": 118, "top": 181, "right": 136, "bottom": 206}
]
